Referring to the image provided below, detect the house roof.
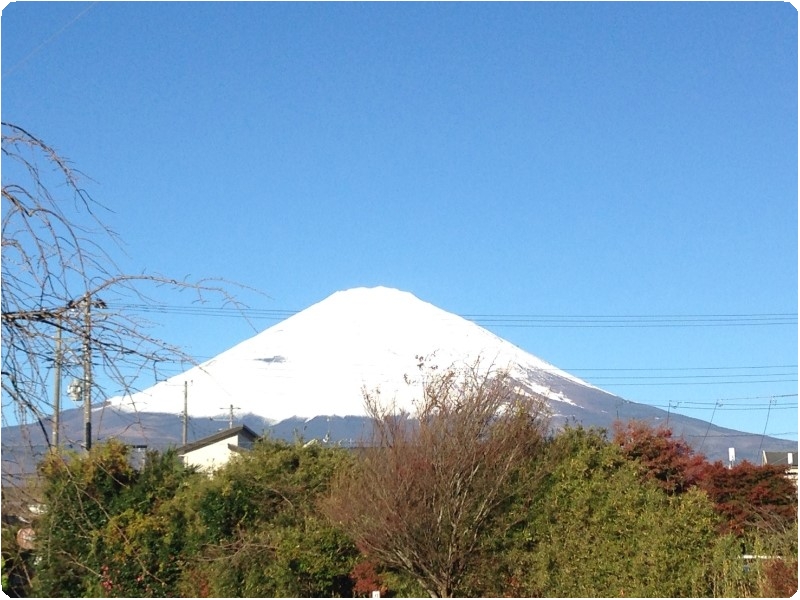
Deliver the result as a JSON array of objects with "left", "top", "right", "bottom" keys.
[
  {"left": 177, "top": 424, "right": 260, "bottom": 455},
  {"left": 762, "top": 450, "right": 796, "bottom": 467}
]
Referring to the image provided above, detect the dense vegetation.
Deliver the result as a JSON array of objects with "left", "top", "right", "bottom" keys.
[{"left": 3, "top": 419, "right": 795, "bottom": 598}]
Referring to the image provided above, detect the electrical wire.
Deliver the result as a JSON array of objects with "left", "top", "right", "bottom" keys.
[
  {"left": 116, "top": 302, "right": 797, "bottom": 328},
  {"left": 3, "top": 3, "right": 97, "bottom": 78}
]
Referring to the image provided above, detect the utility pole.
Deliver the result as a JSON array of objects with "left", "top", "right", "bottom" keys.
[
  {"left": 220, "top": 404, "right": 240, "bottom": 429},
  {"left": 182, "top": 381, "right": 189, "bottom": 445},
  {"left": 52, "top": 320, "right": 62, "bottom": 450},
  {"left": 82, "top": 294, "right": 92, "bottom": 452}
]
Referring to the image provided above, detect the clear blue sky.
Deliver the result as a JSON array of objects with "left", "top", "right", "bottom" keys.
[{"left": 2, "top": 2, "right": 797, "bottom": 440}]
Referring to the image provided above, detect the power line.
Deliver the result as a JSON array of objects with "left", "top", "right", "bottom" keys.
[
  {"left": 117, "top": 303, "right": 297, "bottom": 319},
  {"left": 143, "top": 359, "right": 798, "bottom": 393},
  {"left": 698, "top": 400, "right": 720, "bottom": 453},
  {"left": 465, "top": 312, "right": 797, "bottom": 318},
  {"left": 672, "top": 393, "right": 797, "bottom": 402},
  {"left": 468, "top": 315, "right": 797, "bottom": 328},
  {"left": 568, "top": 365, "right": 797, "bottom": 372},
  {"left": 759, "top": 398, "right": 776, "bottom": 455},
  {"left": 3, "top": 3, "right": 97, "bottom": 78},
  {"left": 585, "top": 372, "right": 797, "bottom": 381},
  {"left": 601, "top": 379, "right": 797, "bottom": 386},
  {"left": 662, "top": 394, "right": 797, "bottom": 405},
  {"left": 148, "top": 351, "right": 798, "bottom": 371},
  {"left": 648, "top": 403, "right": 796, "bottom": 411},
  {"left": 115, "top": 302, "right": 797, "bottom": 328},
  {"left": 682, "top": 432, "right": 797, "bottom": 439}
]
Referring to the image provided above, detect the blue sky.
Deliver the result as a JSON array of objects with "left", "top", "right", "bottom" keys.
[{"left": 2, "top": 2, "right": 797, "bottom": 441}]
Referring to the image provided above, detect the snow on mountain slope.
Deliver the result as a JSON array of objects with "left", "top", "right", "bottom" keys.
[{"left": 108, "top": 287, "right": 601, "bottom": 421}]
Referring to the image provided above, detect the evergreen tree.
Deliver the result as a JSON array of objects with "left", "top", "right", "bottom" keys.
[
  {"left": 33, "top": 441, "right": 196, "bottom": 597},
  {"left": 497, "top": 427, "right": 741, "bottom": 597},
  {"left": 181, "top": 439, "right": 358, "bottom": 598}
]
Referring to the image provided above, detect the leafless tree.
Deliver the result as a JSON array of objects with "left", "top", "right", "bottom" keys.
[
  {"left": 324, "top": 359, "right": 550, "bottom": 598},
  {"left": 1, "top": 122, "right": 248, "bottom": 452}
]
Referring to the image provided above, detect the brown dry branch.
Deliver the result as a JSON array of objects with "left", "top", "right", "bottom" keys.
[{"left": 324, "top": 359, "right": 549, "bottom": 598}]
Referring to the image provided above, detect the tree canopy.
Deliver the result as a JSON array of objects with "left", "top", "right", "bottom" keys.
[{"left": 4, "top": 394, "right": 796, "bottom": 597}]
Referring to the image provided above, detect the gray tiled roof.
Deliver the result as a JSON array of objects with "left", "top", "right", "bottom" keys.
[
  {"left": 177, "top": 424, "right": 260, "bottom": 455},
  {"left": 762, "top": 450, "right": 796, "bottom": 467}
]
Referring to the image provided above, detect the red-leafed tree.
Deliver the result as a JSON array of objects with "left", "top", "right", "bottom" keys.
[
  {"left": 612, "top": 421, "right": 797, "bottom": 534},
  {"left": 695, "top": 460, "right": 797, "bottom": 537},
  {"left": 612, "top": 420, "right": 707, "bottom": 495},
  {"left": 349, "top": 559, "right": 388, "bottom": 598},
  {"left": 696, "top": 460, "right": 798, "bottom": 596},
  {"left": 613, "top": 420, "right": 797, "bottom": 595}
]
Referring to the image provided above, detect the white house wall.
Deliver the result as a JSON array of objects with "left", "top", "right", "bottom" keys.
[{"left": 182, "top": 434, "right": 239, "bottom": 473}]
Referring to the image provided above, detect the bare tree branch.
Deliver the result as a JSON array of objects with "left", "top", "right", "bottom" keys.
[
  {"left": 1, "top": 122, "right": 254, "bottom": 452},
  {"left": 324, "top": 358, "right": 550, "bottom": 598}
]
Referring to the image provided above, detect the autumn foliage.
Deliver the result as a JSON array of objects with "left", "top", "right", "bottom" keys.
[
  {"left": 696, "top": 460, "right": 797, "bottom": 536},
  {"left": 612, "top": 420, "right": 707, "bottom": 495},
  {"left": 612, "top": 420, "right": 797, "bottom": 596},
  {"left": 613, "top": 420, "right": 797, "bottom": 537}
]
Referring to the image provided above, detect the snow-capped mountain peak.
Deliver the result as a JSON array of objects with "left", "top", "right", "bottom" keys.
[{"left": 109, "top": 287, "right": 596, "bottom": 420}]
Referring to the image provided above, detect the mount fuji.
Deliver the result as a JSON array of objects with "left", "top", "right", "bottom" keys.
[
  {"left": 2, "top": 287, "right": 796, "bottom": 471},
  {"left": 108, "top": 286, "right": 596, "bottom": 421}
]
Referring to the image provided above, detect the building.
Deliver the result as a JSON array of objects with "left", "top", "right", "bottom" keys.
[
  {"left": 177, "top": 425, "right": 260, "bottom": 473},
  {"left": 761, "top": 450, "right": 798, "bottom": 482}
]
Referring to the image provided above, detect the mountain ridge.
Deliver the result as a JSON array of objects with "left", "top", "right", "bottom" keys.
[{"left": 2, "top": 287, "right": 796, "bottom": 476}]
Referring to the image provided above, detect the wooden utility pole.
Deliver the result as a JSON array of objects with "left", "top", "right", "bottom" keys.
[
  {"left": 52, "top": 320, "right": 62, "bottom": 450},
  {"left": 82, "top": 295, "right": 92, "bottom": 452},
  {"left": 220, "top": 404, "right": 240, "bottom": 429},
  {"left": 182, "top": 381, "right": 188, "bottom": 445}
]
